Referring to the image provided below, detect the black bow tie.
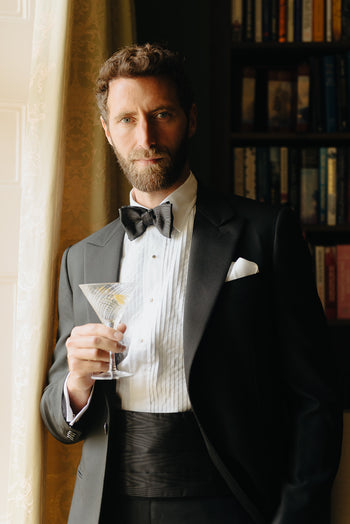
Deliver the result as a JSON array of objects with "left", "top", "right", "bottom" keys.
[{"left": 119, "top": 202, "right": 174, "bottom": 241}]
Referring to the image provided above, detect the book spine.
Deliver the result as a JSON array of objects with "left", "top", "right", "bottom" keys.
[
  {"left": 262, "top": 0, "right": 271, "bottom": 40},
  {"left": 315, "top": 245, "right": 326, "bottom": 310},
  {"left": 325, "top": 246, "right": 337, "bottom": 320},
  {"left": 319, "top": 147, "right": 328, "bottom": 224},
  {"left": 288, "top": 147, "right": 300, "bottom": 216},
  {"left": 310, "top": 56, "right": 324, "bottom": 132},
  {"left": 294, "top": 0, "right": 303, "bottom": 41},
  {"left": 336, "top": 53, "right": 348, "bottom": 132},
  {"left": 332, "top": 0, "right": 342, "bottom": 41},
  {"left": 323, "top": 54, "right": 338, "bottom": 133},
  {"left": 255, "top": 0, "right": 263, "bottom": 41},
  {"left": 233, "top": 147, "right": 245, "bottom": 197},
  {"left": 313, "top": 0, "right": 325, "bottom": 41},
  {"left": 325, "top": 0, "right": 333, "bottom": 41},
  {"left": 337, "top": 245, "right": 350, "bottom": 319},
  {"left": 280, "top": 147, "right": 289, "bottom": 203},
  {"left": 342, "top": 0, "right": 350, "bottom": 41},
  {"left": 327, "top": 147, "right": 337, "bottom": 225},
  {"left": 232, "top": 0, "right": 243, "bottom": 41},
  {"left": 300, "top": 147, "right": 319, "bottom": 224},
  {"left": 244, "top": 147, "right": 257, "bottom": 199},
  {"left": 336, "top": 146, "right": 346, "bottom": 224},
  {"left": 271, "top": 0, "right": 279, "bottom": 40},
  {"left": 270, "top": 146, "right": 281, "bottom": 205},
  {"left": 244, "top": 0, "right": 255, "bottom": 41},
  {"left": 296, "top": 62, "right": 310, "bottom": 132},
  {"left": 287, "top": 0, "right": 295, "bottom": 41},
  {"left": 241, "top": 66, "right": 256, "bottom": 131},
  {"left": 256, "top": 147, "right": 271, "bottom": 203},
  {"left": 279, "top": 0, "right": 288, "bottom": 41},
  {"left": 302, "top": 0, "right": 313, "bottom": 41}
]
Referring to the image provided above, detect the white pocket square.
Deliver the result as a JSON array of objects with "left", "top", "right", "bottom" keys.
[{"left": 225, "top": 257, "right": 259, "bottom": 282}]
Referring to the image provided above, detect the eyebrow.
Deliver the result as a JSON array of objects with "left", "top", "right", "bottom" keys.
[{"left": 113, "top": 105, "right": 179, "bottom": 122}]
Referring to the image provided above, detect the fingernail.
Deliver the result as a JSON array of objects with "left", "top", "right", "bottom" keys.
[{"left": 113, "top": 331, "right": 120, "bottom": 339}]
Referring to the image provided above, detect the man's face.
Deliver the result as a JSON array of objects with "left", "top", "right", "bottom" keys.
[{"left": 101, "top": 76, "right": 196, "bottom": 193}]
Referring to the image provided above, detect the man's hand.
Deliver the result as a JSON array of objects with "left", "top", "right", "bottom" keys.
[{"left": 66, "top": 323, "right": 126, "bottom": 413}]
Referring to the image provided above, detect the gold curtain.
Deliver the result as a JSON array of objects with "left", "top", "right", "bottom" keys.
[
  {"left": 44, "top": 2, "right": 135, "bottom": 523},
  {"left": 7, "top": 1, "right": 135, "bottom": 523}
]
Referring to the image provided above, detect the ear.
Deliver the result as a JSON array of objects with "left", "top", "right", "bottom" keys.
[
  {"left": 187, "top": 104, "right": 197, "bottom": 138},
  {"left": 100, "top": 116, "right": 113, "bottom": 146}
]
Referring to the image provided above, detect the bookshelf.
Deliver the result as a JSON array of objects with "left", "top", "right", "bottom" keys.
[{"left": 225, "top": 0, "right": 350, "bottom": 407}]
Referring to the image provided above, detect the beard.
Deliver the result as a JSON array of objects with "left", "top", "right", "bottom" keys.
[{"left": 112, "top": 135, "right": 189, "bottom": 193}]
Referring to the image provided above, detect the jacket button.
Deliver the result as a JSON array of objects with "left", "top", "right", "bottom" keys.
[{"left": 103, "top": 422, "right": 108, "bottom": 435}]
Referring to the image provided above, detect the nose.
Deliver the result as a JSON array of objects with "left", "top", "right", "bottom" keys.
[{"left": 136, "top": 116, "right": 156, "bottom": 149}]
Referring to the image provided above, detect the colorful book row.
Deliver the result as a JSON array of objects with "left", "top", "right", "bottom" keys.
[
  {"left": 237, "top": 53, "right": 350, "bottom": 133},
  {"left": 314, "top": 244, "right": 350, "bottom": 320},
  {"left": 231, "top": 0, "right": 350, "bottom": 43},
  {"left": 232, "top": 146, "right": 350, "bottom": 225}
]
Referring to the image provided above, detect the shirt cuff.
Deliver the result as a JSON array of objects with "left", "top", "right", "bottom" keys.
[{"left": 63, "top": 373, "right": 94, "bottom": 426}]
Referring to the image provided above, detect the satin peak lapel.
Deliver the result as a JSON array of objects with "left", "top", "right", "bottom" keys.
[
  {"left": 83, "top": 219, "right": 125, "bottom": 322},
  {"left": 183, "top": 190, "right": 244, "bottom": 383}
]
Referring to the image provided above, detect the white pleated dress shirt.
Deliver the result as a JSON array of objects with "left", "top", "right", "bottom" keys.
[
  {"left": 65, "top": 173, "right": 197, "bottom": 422},
  {"left": 116, "top": 173, "right": 197, "bottom": 412}
]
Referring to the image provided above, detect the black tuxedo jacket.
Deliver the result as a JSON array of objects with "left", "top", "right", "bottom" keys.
[{"left": 41, "top": 185, "right": 343, "bottom": 524}]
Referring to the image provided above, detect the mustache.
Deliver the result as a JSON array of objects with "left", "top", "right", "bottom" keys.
[{"left": 129, "top": 147, "right": 170, "bottom": 161}]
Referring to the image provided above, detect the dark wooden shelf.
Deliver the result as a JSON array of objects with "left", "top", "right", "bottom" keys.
[
  {"left": 231, "top": 132, "right": 350, "bottom": 145},
  {"left": 231, "top": 41, "right": 350, "bottom": 51}
]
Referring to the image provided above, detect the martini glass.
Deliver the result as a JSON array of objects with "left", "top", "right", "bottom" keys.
[{"left": 79, "top": 282, "right": 135, "bottom": 380}]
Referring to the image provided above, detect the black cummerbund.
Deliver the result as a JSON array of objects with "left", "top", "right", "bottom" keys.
[{"left": 107, "top": 410, "right": 231, "bottom": 498}]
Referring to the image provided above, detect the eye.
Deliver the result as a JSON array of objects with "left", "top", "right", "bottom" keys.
[
  {"left": 156, "top": 111, "right": 171, "bottom": 120},
  {"left": 121, "top": 116, "right": 132, "bottom": 124}
]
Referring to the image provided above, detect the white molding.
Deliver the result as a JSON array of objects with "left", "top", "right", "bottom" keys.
[
  {"left": 0, "top": 0, "right": 29, "bottom": 20},
  {"left": 0, "top": 102, "right": 26, "bottom": 184}
]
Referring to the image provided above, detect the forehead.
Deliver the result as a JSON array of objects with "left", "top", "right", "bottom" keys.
[{"left": 107, "top": 76, "right": 182, "bottom": 114}]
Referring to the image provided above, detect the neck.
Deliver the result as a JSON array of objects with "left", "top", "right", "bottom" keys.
[{"left": 132, "top": 167, "right": 190, "bottom": 208}]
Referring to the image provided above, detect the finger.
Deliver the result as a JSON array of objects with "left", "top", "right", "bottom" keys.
[{"left": 71, "top": 323, "right": 127, "bottom": 342}]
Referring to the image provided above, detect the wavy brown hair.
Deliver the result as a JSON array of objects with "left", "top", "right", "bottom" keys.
[{"left": 96, "top": 43, "right": 194, "bottom": 124}]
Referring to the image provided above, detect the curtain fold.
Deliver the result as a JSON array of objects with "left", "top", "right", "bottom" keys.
[{"left": 8, "top": 1, "right": 135, "bottom": 522}]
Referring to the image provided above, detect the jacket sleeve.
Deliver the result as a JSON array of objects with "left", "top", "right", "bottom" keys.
[
  {"left": 40, "top": 247, "right": 86, "bottom": 444},
  {"left": 273, "top": 206, "right": 343, "bottom": 524}
]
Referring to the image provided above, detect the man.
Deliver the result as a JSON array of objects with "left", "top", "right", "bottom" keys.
[{"left": 41, "top": 43, "right": 342, "bottom": 524}]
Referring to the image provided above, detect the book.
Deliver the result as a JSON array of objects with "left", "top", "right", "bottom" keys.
[
  {"left": 233, "top": 147, "right": 245, "bottom": 197},
  {"left": 269, "top": 147, "right": 281, "bottom": 205},
  {"left": 256, "top": 147, "right": 270, "bottom": 202},
  {"left": 244, "top": 147, "right": 257, "bottom": 199},
  {"left": 262, "top": 0, "right": 271, "bottom": 40},
  {"left": 336, "top": 147, "right": 347, "bottom": 224},
  {"left": 241, "top": 66, "right": 256, "bottom": 131},
  {"left": 294, "top": 0, "right": 303, "bottom": 41},
  {"left": 296, "top": 62, "right": 310, "bottom": 132},
  {"left": 302, "top": 0, "right": 313, "bottom": 41},
  {"left": 310, "top": 56, "right": 324, "bottom": 132},
  {"left": 280, "top": 147, "right": 289, "bottom": 203},
  {"left": 287, "top": 0, "right": 295, "bottom": 41},
  {"left": 315, "top": 245, "right": 326, "bottom": 309},
  {"left": 243, "top": 0, "right": 255, "bottom": 41},
  {"left": 332, "top": 0, "right": 342, "bottom": 40},
  {"left": 326, "top": 0, "right": 333, "bottom": 41},
  {"left": 324, "top": 246, "right": 337, "bottom": 320},
  {"left": 270, "top": 0, "right": 279, "bottom": 40},
  {"left": 322, "top": 55, "right": 338, "bottom": 133},
  {"left": 300, "top": 147, "right": 319, "bottom": 224},
  {"left": 327, "top": 147, "right": 337, "bottom": 225},
  {"left": 279, "top": 0, "right": 288, "bottom": 42},
  {"left": 255, "top": 0, "right": 263, "bottom": 41},
  {"left": 337, "top": 245, "right": 350, "bottom": 319},
  {"left": 288, "top": 147, "right": 300, "bottom": 215},
  {"left": 313, "top": 0, "right": 325, "bottom": 41},
  {"left": 342, "top": 0, "right": 350, "bottom": 41},
  {"left": 335, "top": 54, "right": 348, "bottom": 132},
  {"left": 267, "top": 69, "right": 294, "bottom": 131},
  {"left": 319, "top": 147, "right": 328, "bottom": 224},
  {"left": 232, "top": 0, "right": 243, "bottom": 41}
]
